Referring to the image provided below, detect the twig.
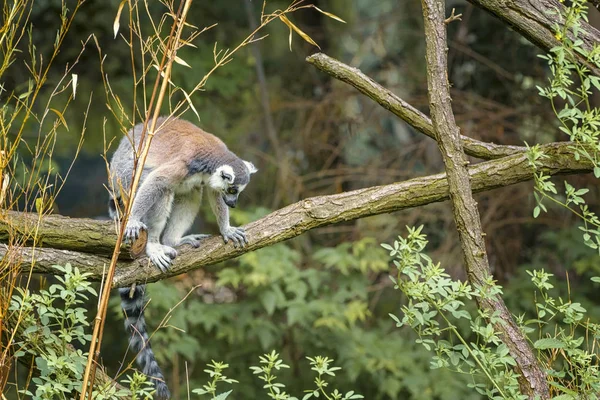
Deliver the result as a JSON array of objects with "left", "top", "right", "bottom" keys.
[{"left": 444, "top": 8, "right": 462, "bottom": 24}]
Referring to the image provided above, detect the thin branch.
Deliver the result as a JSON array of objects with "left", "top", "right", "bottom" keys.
[
  {"left": 421, "top": 0, "right": 549, "bottom": 398},
  {"left": 306, "top": 53, "right": 526, "bottom": 160},
  {"left": 445, "top": 8, "right": 462, "bottom": 24},
  {"left": 3, "top": 141, "right": 592, "bottom": 289}
]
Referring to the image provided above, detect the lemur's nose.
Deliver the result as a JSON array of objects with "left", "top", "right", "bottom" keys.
[{"left": 225, "top": 198, "right": 237, "bottom": 208}]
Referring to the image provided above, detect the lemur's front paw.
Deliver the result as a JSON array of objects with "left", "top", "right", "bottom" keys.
[
  {"left": 179, "top": 234, "right": 211, "bottom": 248},
  {"left": 125, "top": 220, "right": 147, "bottom": 242},
  {"left": 146, "top": 243, "right": 177, "bottom": 272},
  {"left": 221, "top": 226, "right": 248, "bottom": 248}
]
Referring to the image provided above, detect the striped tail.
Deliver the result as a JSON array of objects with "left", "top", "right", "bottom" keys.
[{"left": 119, "top": 285, "right": 170, "bottom": 399}]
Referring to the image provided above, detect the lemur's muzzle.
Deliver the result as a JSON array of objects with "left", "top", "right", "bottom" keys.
[{"left": 224, "top": 197, "right": 237, "bottom": 208}]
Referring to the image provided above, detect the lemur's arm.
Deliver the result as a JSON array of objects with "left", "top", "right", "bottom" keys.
[
  {"left": 207, "top": 189, "right": 248, "bottom": 247},
  {"left": 125, "top": 162, "right": 186, "bottom": 240}
]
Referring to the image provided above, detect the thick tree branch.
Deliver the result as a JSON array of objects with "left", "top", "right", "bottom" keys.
[
  {"left": 306, "top": 53, "right": 526, "bottom": 160},
  {"left": 0, "top": 212, "right": 139, "bottom": 259},
  {"left": 421, "top": 1, "right": 549, "bottom": 398},
  {"left": 1, "top": 142, "right": 591, "bottom": 288},
  {"left": 468, "top": 0, "right": 600, "bottom": 77}
]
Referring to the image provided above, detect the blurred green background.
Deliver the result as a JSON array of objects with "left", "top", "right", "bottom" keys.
[{"left": 5, "top": 0, "right": 600, "bottom": 398}]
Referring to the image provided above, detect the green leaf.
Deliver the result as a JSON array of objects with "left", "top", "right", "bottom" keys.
[
  {"left": 214, "top": 390, "right": 234, "bottom": 400},
  {"left": 533, "top": 206, "right": 541, "bottom": 218},
  {"left": 534, "top": 338, "right": 565, "bottom": 349},
  {"left": 260, "top": 291, "right": 278, "bottom": 316}
]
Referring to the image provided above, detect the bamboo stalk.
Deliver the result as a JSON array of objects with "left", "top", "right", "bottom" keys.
[{"left": 79, "top": 1, "right": 193, "bottom": 397}]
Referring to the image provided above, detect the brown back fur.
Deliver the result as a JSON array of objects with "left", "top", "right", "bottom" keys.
[{"left": 143, "top": 117, "right": 229, "bottom": 169}]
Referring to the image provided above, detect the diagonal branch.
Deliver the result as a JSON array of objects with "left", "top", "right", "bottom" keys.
[
  {"left": 2, "top": 142, "right": 591, "bottom": 288},
  {"left": 421, "top": 0, "right": 549, "bottom": 398},
  {"left": 306, "top": 53, "right": 526, "bottom": 160},
  {"left": 468, "top": 0, "right": 600, "bottom": 77}
]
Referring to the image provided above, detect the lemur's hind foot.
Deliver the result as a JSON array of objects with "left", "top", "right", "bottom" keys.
[{"left": 146, "top": 242, "right": 177, "bottom": 272}]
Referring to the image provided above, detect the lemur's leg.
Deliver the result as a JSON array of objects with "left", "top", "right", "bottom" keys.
[
  {"left": 143, "top": 189, "right": 176, "bottom": 272},
  {"left": 207, "top": 189, "right": 248, "bottom": 248},
  {"left": 161, "top": 187, "right": 209, "bottom": 248},
  {"left": 125, "top": 163, "right": 185, "bottom": 272}
]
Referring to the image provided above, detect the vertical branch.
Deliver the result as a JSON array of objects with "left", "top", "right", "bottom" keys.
[{"left": 420, "top": 0, "right": 549, "bottom": 398}]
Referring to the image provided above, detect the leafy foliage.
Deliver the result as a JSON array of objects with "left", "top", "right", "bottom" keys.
[
  {"left": 383, "top": 227, "right": 600, "bottom": 399},
  {"left": 532, "top": 0, "right": 600, "bottom": 252},
  {"left": 8, "top": 264, "right": 156, "bottom": 399},
  {"left": 135, "top": 209, "right": 479, "bottom": 399},
  {"left": 383, "top": 227, "right": 525, "bottom": 400}
]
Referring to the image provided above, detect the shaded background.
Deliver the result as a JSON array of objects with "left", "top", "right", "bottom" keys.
[{"left": 6, "top": 0, "right": 600, "bottom": 398}]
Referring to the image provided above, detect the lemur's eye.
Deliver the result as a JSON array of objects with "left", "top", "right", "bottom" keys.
[
  {"left": 221, "top": 172, "right": 233, "bottom": 182},
  {"left": 227, "top": 187, "right": 238, "bottom": 195}
]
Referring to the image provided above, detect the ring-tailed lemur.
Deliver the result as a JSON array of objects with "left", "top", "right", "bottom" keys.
[{"left": 108, "top": 116, "right": 257, "bottom": 398}]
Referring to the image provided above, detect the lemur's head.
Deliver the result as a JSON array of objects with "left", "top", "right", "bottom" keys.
[{"left": 208, "top": 160, "right": 257, "bottom": 208}]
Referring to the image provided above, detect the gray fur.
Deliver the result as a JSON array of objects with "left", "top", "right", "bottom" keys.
[
  {"left": 188, "top": 150, "right": 251, "bottom": 185},
  {"left": 107, "top": 118, "right": 257, "bottom": 398}
]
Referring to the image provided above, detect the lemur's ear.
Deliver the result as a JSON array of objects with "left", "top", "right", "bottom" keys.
[
  {"left": 221, "top": 171, "right": 233, "bottom": 182},
  {"left": 244, "top": 160, "right": 258, "bottom": 174}
]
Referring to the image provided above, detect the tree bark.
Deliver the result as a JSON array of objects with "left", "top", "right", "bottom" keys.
[
  {"left": 0, "top": 212, "right": 138, "bottom": 259},
  {"left": 421, "top": 1, "right": 549, "bottom": 398}
]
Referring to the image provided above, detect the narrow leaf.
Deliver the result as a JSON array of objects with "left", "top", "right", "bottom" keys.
[
  {"left": 279, "top": 15, "right": 293, "bottom": 51},
  {"left": 71, "top": 74, "right": 78, "bottom": 99},
  {"left": 312, "top": 6, "right": 346, "bottom": 23},
  {"left": 50, "top": 108, "right": 69, "bottom": 131},
  {"left": 182, "top": 89, "right": 200, "bottom": 121},
  {"left": 280, "top": 15, "right": 320, "bottom": 49},
  {"left": 534, "top": 338, "right": 565, "bottom": 349},
  {"left": 113, "top": 0, "right": 127, "bottom": 39},
  {"left": 174, "top": 56, "right": 191, "bottom": 68}
]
